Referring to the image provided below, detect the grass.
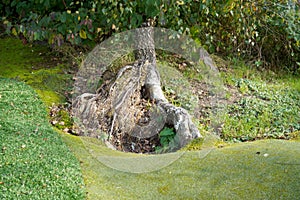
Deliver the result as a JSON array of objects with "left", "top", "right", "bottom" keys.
[
  {"left": 158, "top": 52, "right": 300, "bottom": 142},
  {"left": 2, "top": 83, "right": 298, "bottom": 200},
  {"left": 206, "top": 56, "right": 300, "bottom": 142},
  {"left": 62, "top": 133, "right": 300, "bottom": 200},
  {"left": 0, "top": 78, "right": 85, "bottom": 199},
  {"left": 222, "top": 78, "right": 300, "bottom": 141},
  {"left": 0, "top": 37, "right": 73, "bottom": 107},
  {"left": 1, "top": 37, "right": 300, "bottom": 199}
]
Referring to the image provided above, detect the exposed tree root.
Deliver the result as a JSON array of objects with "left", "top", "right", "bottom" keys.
[
  {"left": 72, "top": 26, "right": 202, "bottom": 153},
  {"left": 72, "top": 59, "right": 201, "bottom": 153}
]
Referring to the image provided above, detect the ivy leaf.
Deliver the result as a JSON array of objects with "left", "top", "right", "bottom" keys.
[
  {"left": 60, "top": 12, "right": 67, "bottom": 23},
  {"left": 79, "top": 29, "right": 87, "bottom": 39},
  {"left": 34, "top": 32, "right": 40, "bottom": 40},
  {"left": 159, "top": 127, "right": 175, "bottom": 137}
]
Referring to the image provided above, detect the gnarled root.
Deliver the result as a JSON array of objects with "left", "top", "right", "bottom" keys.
[{"left": 72, "top": 61, "right": 201, "bottom": 151}]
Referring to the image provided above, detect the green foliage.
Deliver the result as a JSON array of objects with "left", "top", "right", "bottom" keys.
[
  {"left": 159, "top": 127, "right": 176, "bottom": 145},
  {"left": 0, "top": 0, "right": 160, "bottom": 45},
  {"left": 189, "top": 0, "right": 300, "bottom": 70},
  {"left": 1, "top": 0, "right": 299, "bottom": 69},
  {"left": 222, "top": 78, "right": 300, "bottom": 142},
  {"left": 155, "top": 127, "right": 179, "bottom": 153},
  {"left": 0, "top": 78, "right": 85, "bottom": 199}
]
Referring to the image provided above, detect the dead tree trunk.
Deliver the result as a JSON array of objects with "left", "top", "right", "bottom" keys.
[{"left": 72, "top": 23, "right": 201, "bottom": 152}]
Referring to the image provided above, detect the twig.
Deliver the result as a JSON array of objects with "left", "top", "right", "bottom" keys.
[
  {"left": 108, "top": 113, "right": 117, "bottom": 140},
  {"left": 62, "top": 0, "right": 67, "bottom": 8}
]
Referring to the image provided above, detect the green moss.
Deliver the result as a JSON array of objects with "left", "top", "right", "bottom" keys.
[
  {"left": 0, "top": 38, "right": 47, "bottom": 77},
  {"left": 60, "top": 131, "right": 300, "bottom": 200},
  {"left": 181, "top": 138, "right": 204, "bottom": 151},
  {"left": 35, "top": 89, "right": 64, "bottom": 107},
  {"left": 0, "top": 38, "right": 73, "bottom": 106},
  {"left": 2, "top": 37, "right": 300, "bottom": 199},
  {"left": 23, "top": 67, "right": 72, "bottom": 106},
  {"left": 291, "top": 131, "right": 300, "bottom": 140}
]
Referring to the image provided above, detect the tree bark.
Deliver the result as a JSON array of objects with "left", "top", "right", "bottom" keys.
[
  {"left": 72, "top": 24, "right": 201, "bottom": 152},
  {"left": 131, "top": 24, "right": 201, "bottom": 146}
]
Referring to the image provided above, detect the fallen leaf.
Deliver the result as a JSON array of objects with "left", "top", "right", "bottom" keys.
[
  {"left": 79, "top": 29, "right": 87, "bottom": 39},
  {"left": 12, "top": 27, "right": 17, "bottom": 36}
]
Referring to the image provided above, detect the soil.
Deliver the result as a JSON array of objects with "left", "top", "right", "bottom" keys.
[
  {"left": 110, "top": 100, "right": 161, "bottom": 154},
  {"left": 88, "top": 72, "right": 165, "bottom": 154},
  {"left": 50, "top": 53, "right": 243, "bottom": 154}
]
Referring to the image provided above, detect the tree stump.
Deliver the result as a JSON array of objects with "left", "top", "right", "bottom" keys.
[{"left": 72, "top": 25, "right": 204, "bottom": 153}]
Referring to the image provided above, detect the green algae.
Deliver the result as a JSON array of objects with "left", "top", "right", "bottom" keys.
[{"left": 23, "top": 67, "right": 72, "bottom": 106}]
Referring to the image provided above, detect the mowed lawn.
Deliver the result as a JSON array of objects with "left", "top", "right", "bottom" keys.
[{"left": 0, "top": 78, "right": 85, "bottom": 200}]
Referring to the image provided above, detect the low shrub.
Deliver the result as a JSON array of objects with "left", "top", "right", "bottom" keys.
[{"left": 0, "top": 0, "right": 299, "bottom": 70}]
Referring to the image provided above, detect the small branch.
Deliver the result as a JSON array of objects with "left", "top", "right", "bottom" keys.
[
  {"left": 108, "top": 113, "right": 117, "bottom": 140},
  {"left": 62, "top": 0, "right": 67, "bottom": 8}
]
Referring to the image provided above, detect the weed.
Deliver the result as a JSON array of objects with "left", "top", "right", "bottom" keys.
[
  {"left": 222, "top": 78, "right": 300, "bottom": 141},
  {"left": 155, "top": 127, "right": 179, "bottom": 153}
]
